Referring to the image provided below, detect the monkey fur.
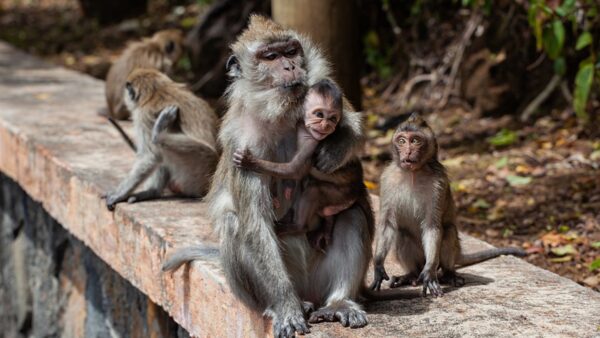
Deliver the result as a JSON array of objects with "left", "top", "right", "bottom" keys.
[
  {"left": 371, "top": 112, "right": 526, "bottom": 297},
  {"left": 105, "top": 29, "right": 184, "bottom": 120},
  {"left": 104, "top": 68, "right": 218, "bottom": 210}
]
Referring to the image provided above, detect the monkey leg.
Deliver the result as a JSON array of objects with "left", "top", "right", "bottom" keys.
[
  {"left": 419, "top": 226, "right": 443, "bottom": 297},
  {"left": 308, "top": 206, "right": 369, "bottom": 328},
  {"left": 217, "top": 211, "right": 309, "bottom": 337},
  {"left": 293, "top": 185, "right": 321, "bottom": 231},
  {"left": 105, "top": 153, "right": 159, "bottom": 210},
  {"left": 127, "top": 166, "right": 170, "bottom": 204},
  {"left": 439, "top": 227, "right": 465, "bottom": 287}
]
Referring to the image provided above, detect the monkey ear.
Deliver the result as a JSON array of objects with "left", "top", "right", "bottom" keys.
[
  {"left": 165, "top": 41, "right": 176, "bottom": 55},
  {"left": 226, "top": 55, "right": 241, "bottom": 78}
]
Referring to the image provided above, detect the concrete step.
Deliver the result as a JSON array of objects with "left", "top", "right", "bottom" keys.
[{"left": 1, "top": 41, "right": 599, "bottom": 337}]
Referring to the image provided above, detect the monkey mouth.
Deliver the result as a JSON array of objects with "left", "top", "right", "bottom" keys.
[{"left": 281, "top": 80, "right": 302, "bottom": 89}]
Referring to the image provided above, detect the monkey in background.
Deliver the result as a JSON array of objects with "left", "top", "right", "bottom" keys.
[
  {"left": 232, "top": 79, "right": 362, "bottom": 251},
  {"left": 105, "top": 29, "right": 184, "bottom": 120},
  {"left": 371, "top": 112, "right": 526, "bottom": 296},
  {"left": 104, "top": 68, "right": 218, "bottom": 210}
]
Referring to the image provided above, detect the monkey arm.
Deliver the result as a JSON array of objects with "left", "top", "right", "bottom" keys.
[
  {"left": 419, "top": 185, "right": 446, "bottom": 297},
  {"left": 105, "top": 153, "right": 159, "bottom": 210},
  {"left": 370, "top": 209, "right": 396, "bottom": 291},
  {"left": 233, "top": 138, "right": 318, "bottom": 179}
]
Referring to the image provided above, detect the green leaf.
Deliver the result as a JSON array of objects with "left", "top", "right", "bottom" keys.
[
  {"left": 543, "top": 20, "right": 565, "bottom": 59},
  {"left": 576, "top": 32, "right": 593, "bottom": 50},
  {"left": 506, "top": 175, "right": 532, "bottom": 187},
  {"left": 551, "top": 244, "right": 577, "bottom": 256},
  {"left": 473, "top": 198, "right": 491, "bottom": 209},
  {"left": 573, "top": 62, "right": 594, "bottom": 121},
  {"left": 556, "top": 0, "right": 575, "bottom": 17},
  {"left": 488, "top": 129, "right": 517, "bottom": 147},
  {"left": 554, "top": 57, "right": 566, "bottom": 75},
  {"left": 590, "top": 258, "right": 600, "bottom": 271},
  {"left": 591, "top": 241, "right": 600, "bottom": 248},
  {"left": 495, "top": 156, "right": 509, "bottom": 168},
  {"left": 558, "top": 225, "right": 570, "bottom": 233}
]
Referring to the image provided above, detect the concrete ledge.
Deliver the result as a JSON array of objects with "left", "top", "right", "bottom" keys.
[{"left": 1, "top": 41, "right": 599, "bottom": 337}]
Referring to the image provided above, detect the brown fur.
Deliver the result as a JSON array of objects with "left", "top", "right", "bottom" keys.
[{"left": 105, "top": 29, "right": 184, "bottom": 120}]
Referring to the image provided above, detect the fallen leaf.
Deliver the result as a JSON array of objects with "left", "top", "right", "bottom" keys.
[
  {"left": 550, "top": 256, "right": 573, "bottom": 263},
  {"left": 551, "top": 244, "right": 577, "bottom": 256},
  {"left": 592, "top": 241, "right": 600, "bottom": 248},
  {"left": 473, "top": 198, "right": 491, "bottom": 209},
  {"left": 506, "top": 175, "right": 532, "bottom": 187},
  {"left": 590, "top": 258, "right": 600, "bottom": 271},
  {"left": 487, "top": 129, "right": 517, "bottom": 147},
  {"left": 582, "top": 275, "right": 599, "bottom": 288},
  {"left": 494, "top": 156, "right": 508, "bottom": 169}
]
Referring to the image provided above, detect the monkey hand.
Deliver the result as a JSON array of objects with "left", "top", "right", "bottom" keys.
[
  {"left": 151, "top": 105, "right": 179, "bottom": 144},
  {"left": 418, "top": 269, "right": 443, "bottom": 297},
  {"left": 232, "top": 149, "right": 257, "bottom": 170},
  {"left": 369, "top": 264, "right": 390, "bottom": 291}
]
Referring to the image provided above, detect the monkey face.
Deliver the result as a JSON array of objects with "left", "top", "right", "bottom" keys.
[
  {"left": 304, "top": 91, "right": 340, "bottom": 140},
  {"left": 394, "top": 131, "right": 431, "bottom": 171},
  {"left": 254, "top": 39, "right": 307, "bottom": 95},
  {"left": 153, "top": 29, "right": 184, "bottom": 64}
]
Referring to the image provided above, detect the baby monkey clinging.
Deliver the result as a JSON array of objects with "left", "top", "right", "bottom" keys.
[
  {"left": 233, "top": 79, "right": 363, "bottom": 251},
  {"left": 371, "top": 113, "right": 525, "bottom": 297}
]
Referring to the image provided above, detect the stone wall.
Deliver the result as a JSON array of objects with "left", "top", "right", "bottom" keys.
[{"left": 0, "top": 173, "right": 189, "bottom": 338}]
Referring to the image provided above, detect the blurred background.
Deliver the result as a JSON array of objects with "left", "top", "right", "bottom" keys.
[{"left": 0, "top": 0, "right": 598, "bottom": 291}]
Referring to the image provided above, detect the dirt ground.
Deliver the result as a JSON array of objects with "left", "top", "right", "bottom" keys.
[{"left": 1, "top": 0, "right": 598, "bottom": 291}]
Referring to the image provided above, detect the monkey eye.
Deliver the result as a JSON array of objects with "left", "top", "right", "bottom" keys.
[
  {"left": 285, "top": 48, "right": 297, "bottom": 57},
  {"left": 397, "top": 138, "right": 406, "bottom": 144},
  {"left": 329, "top": 116, "right": 337, "bottom": 123},
  {"left": 263, "top": 52, "right": 278, "bottom": 61},
  {"left": 314, "top": 111, "right": 324, "bottom": 118},
  {"left": 411, "top": 138, "right": 421, "bottom": 145}
]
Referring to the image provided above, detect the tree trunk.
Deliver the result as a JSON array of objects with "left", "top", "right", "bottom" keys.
[{"left": 272, "top": 0, "right": 362, "bottom": 109}]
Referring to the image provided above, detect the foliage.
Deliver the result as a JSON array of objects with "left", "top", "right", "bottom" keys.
[{"left": 527, "top": 0, "right": 600, "bottom": 122}]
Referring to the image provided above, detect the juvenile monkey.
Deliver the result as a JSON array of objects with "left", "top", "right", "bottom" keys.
[
  {"left": 105, "top": 29, "right": 184, "bottom": 120},
  {"left": 232, "top": 79, "right": 360, "bottom": 251},
  {"left": 371, "top": 113, "right": 526, "bottom": 297},
  {"left": 104, "top": 68, "right": 218, "bottom": 210}
]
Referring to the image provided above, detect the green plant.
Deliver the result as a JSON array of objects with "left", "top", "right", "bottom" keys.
[{"left": 528, "top": 0, "right": 599, "bottom": 121}]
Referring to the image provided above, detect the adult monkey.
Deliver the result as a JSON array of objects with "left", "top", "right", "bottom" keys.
[{"left": 209, "top": 15, "right": 371, "bottom": 337}]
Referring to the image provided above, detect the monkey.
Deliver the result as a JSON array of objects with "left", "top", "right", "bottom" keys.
[
  {"left": 104, "top": 68, "right": 219, "bottom": 211},
  {"left": 370, "top": 112, "right": 526, "bottom": 297},
  {"left": 231, "top": 79, "right": 359, "bottom": 251},
  {"left": 161, "top": 16, "right": 423, "bottom": 338},
  {"left": 105, "top": 29, "right": 184, "bottom": 120}
]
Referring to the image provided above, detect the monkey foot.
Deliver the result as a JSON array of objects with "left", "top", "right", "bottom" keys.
[
  {"left": 440, "top": 271, "right": 466, "bottom": 287},
  {"left": 270, "top": 313, "right": 310, "bottom": 338},
  {"left": 308, "top": 304, "right": 368, "bottom": 328},
  {"left": 301, "top": 301, "right": 315, "bottom": 316},
  {"left": 389, "top": 273, "right": 419, "bottom": 288},
  {"left": 419, "top": 270, "right": 444, "bottom": 297}
]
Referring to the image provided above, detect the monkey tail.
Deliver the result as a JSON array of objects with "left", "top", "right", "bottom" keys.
[
  {"left": 360, "top": 286, "right": 421, "bottom": 302},
  {"left": 456, "top": 247, "right": 526, "bottom": 268},
  {"left": 161, "top": 245, "right": 220, "bottom": 272},
  {"left": 107, "top": 117, "right": 137, "bottom": 152}
]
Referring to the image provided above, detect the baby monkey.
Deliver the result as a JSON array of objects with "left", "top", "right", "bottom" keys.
[
  {"left": 233, "top": 79, "right": 361, "bottom": 251},
  {"left": 371, "top": 113, "right": 525, "bottom": 297}
]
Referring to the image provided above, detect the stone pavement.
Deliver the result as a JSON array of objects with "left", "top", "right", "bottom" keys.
[{"left": 1, "top": 41, "right": 599, "bottom": 337}]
